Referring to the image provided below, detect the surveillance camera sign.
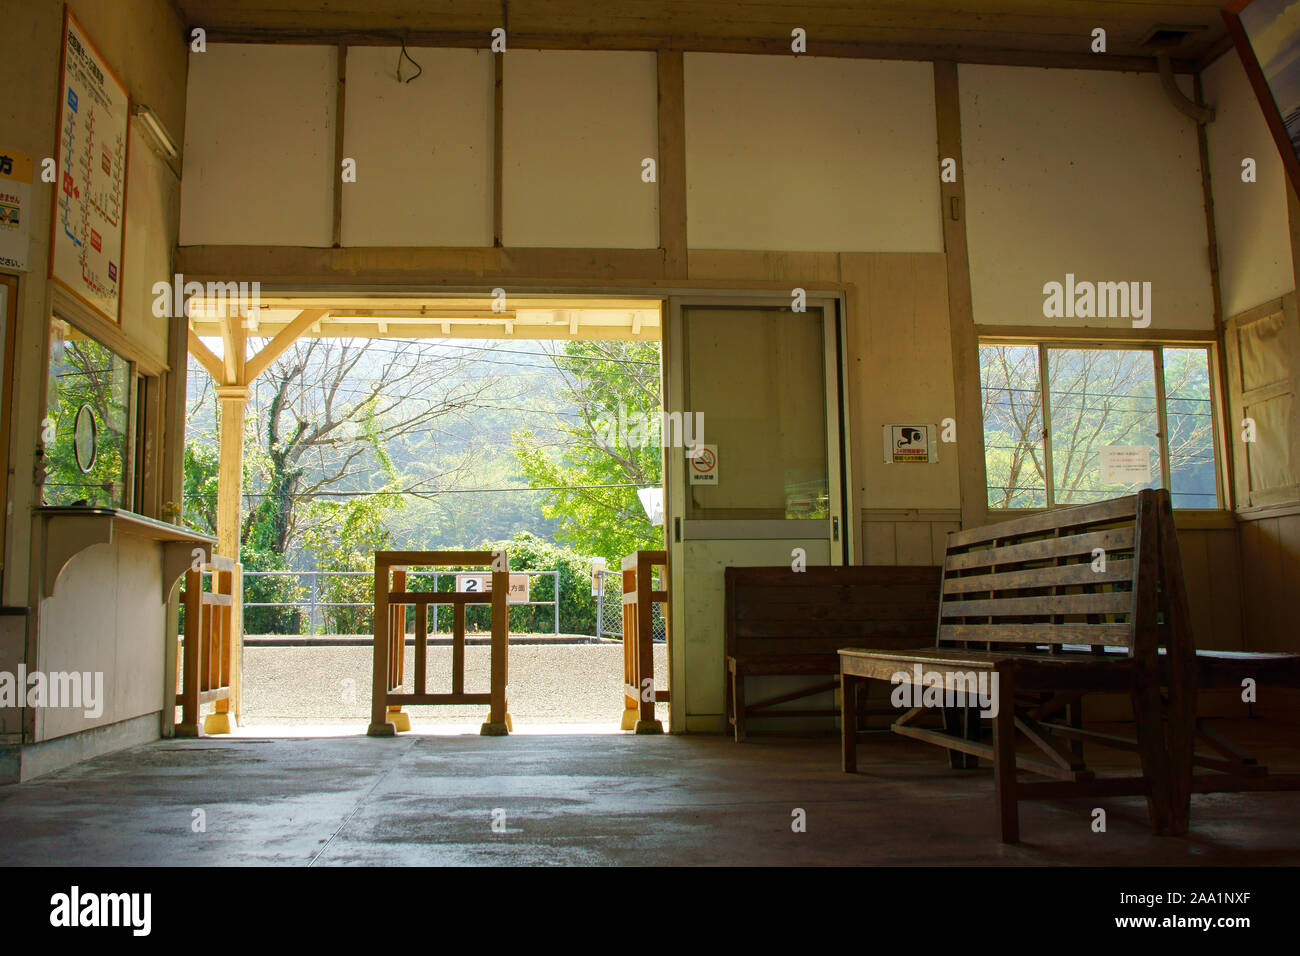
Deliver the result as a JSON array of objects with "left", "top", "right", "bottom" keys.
[{"left": 883, "top": 425, "right": 935, "bottom": 464}]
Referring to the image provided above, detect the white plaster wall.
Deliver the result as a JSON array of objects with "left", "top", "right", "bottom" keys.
[
  {"left": 960, "top": 65, "right": 1214, "bottom": 329},
  {"left": 36, "top": 535, "right": 167, "bottom": 741},
  {"left": 1203, "top": 52, "right": 1295, "bottom": 318},
  {"left": 179, "top": 44, "right": 336, "bottom": 246},
  {"left": 342, "top": 47, "right": 494, "bottom": 247},
  {"left": 684, "top": 54, "right": 941, "bottom": 253},
  {"left": 503, "top": 50, "right": 659, "bottom": 248}
]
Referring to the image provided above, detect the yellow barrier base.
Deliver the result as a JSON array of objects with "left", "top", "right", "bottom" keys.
[
  {"left": 203, "top": 712, "right": 234, "bottom": 735},
  {"left": 505, "top": 712, "right": 513, "bottom": 732},
  {"left": 387, "top": 711, "right": 411, "bottom": 732},
  {"left": 620, "top": 708, "right": 638, "bottom": 731}
]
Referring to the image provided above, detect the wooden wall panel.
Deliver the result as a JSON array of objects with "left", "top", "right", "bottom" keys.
[
  {"left": 860, "top": 511, "right": 960, "bottom": 566},
  {"left": 1238, "top": 511, "right": 1300, "bottom": 652}
]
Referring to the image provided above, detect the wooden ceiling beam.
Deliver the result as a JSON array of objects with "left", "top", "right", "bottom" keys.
[
  {"left": 245, "top": 308, "right": 329, "bottom": 381},
  {"left": 189, "top": 28, "right": 1204, "bottom": 73},
  {"left": 188, "top": 330, "right": 226, "bottom": 383}
]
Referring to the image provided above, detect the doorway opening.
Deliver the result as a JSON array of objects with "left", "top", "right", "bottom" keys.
[{"left": 181, "top": 293, "right": 668, "bottom": 735}]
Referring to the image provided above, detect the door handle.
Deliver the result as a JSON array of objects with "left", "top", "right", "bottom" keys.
[
  {"left": 675, "top": 517, "right": 681, "bottom": 543},
  {"left": 832, "top": 516, "right": 839, "bottom": 542}
]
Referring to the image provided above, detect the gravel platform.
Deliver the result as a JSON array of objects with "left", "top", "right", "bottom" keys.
[{"left": 241, "top": 641, "right": 669, "bottom": 728}]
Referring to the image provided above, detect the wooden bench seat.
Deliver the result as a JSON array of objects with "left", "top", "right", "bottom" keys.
[
  {"left": 840, "top": 489, "right": 1300, "bottom": 843},
  {"left": 724, "top": 565, "right": 940, "bottom": 742}
]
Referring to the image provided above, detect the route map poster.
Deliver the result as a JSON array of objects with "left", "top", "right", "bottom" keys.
[{"left": 49, "top": 10, "right": 129, "bottom": 325}]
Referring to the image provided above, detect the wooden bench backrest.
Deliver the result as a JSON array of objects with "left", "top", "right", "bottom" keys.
[
  {"left": 938, "top": 489, "right": 1189, "bottom": 659},
  {"left": 725, "top": 565, "right": 942, "bottom": 659}
]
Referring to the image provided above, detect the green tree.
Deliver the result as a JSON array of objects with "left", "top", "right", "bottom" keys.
[{"left": 512, "top": 341, "right": 664, "bottom": 563}]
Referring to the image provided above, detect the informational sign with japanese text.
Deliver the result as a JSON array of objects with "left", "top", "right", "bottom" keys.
[
  {"left": 688, "top": 444, "right": 718, "bottom": 485},
  {"left": 0, "top": 150, "right": 33, "bottom": 271},
  {"left": 884, "top": 425, "right": 935, "bottom": 463},
  {"left": 455, "top": 573, "right": 531, "bottom": 604},
  {"left": 1099, "top": 446, "right": 1153, "bottom": 485},
  {"left": 50, "top": 11, "right": 129, "bottom": 324}
]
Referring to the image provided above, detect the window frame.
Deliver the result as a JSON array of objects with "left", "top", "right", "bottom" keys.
[{"left": 978, "top": 335, "right": 1227, "bottom": 512}]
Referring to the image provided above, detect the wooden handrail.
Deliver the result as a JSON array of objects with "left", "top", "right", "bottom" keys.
[
  {"left": 620, "top": 550, "right": 669, "bottom": 734},
  {"left": 176, "top": 556, "right": 240, "bottom": 737}
]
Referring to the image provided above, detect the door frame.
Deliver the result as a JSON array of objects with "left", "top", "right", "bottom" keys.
[{"left": 662, "top": 291, "right": 854, "bottom": 732}]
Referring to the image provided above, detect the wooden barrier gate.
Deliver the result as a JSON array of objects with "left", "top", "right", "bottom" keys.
[
  {"left": 621, "top": 549, "right": 669, "bottom": 734},
  {"left": 368, "top": 551, "right": 510, "bottom": 737},
  {"left": 176, "top": 554, "right": 240, "bottom": 737}
]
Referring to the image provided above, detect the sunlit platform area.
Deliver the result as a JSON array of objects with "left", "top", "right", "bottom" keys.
[{"left": 1, "top": 721, "right": 1297, "bottom": 867}]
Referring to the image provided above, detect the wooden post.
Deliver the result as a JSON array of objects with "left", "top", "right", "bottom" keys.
[
  {"left": 482, "top": 562, "right": 510, "bottom": 735},
  {"left": 176, "top": 568, "right": 202, "bottom": 737},
  {"left": 368, "top": 560, "right": 395, "bottom": 736},
  {"left": 934, "top": 61, "right": 988, "bottom": 532},
  {"left": 213, "top": 386, "right": 247, "bottom": 731},
  {"left": 634, "top": 552, "right": 663, "bottom": 734},
  {"left": 387, "top": 568, "right": 410, "bottom": 731}
]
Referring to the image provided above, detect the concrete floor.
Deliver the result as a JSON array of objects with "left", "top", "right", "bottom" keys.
[{"left": 1, "top": 720, "right": 1297, "bottom": 866}]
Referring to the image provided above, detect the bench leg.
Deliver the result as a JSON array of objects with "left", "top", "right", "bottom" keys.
[
  {"left": 943, "top": 704, "right": 979, "bottom": 770},
  {"left": 732, "top": 667, "right": 747, "bottom": 743},
  {"left": 842, "top": 673, "right": 858, "bottom": 773},
  {"left": 993, "top": 668, "right": 1019, "bottom": 843},
  {"left": 1132, "top": 680, "right": 1175, "bottom": 835},
  {"left": 1067, "top": 694, "right": 1085, "bottom": 765}
]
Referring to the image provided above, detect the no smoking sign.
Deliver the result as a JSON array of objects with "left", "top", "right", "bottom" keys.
[{"left": 688, "top": 444, "right": 719, "bottom": 485}]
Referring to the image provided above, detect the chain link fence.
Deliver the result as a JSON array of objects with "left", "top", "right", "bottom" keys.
[
  {"left": 242, "top": 569, "right": 561, "bottom": 636},
  {"left": 594, "top": 568, "right": 666, "bottom": 641}
]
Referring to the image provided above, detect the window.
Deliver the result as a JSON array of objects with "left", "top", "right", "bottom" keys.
[
  {"left": 43, "top": 316, "right": 134, "bottom": 509},
  {"left": 980, "top": 342, "right": 1219, "bottom": 509}
]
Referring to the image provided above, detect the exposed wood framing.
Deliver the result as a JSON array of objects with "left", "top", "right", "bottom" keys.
[
  {"left": 657, "top": 50, "right": 687, "bottom": 276},
  {"left": 1193, "top": 71, "right": 1236, "bottom": 509},
  {"left": 176, "top": 244, "right": 671, "bottom": 284},
  {"left": 493, "top": 51, "right": 504, "bottom": 247},
  {"left": 187, "top": 330, "right": 224, "bottom": 381},
  {"left": 934, "top": 60, "right": 987, "bottom": 531},
  {"left": 193, "top": 28, "right": 1203, "bottom": 74},
  {"left": 244, "top": 308, "right": 329, "bottom": 380},
  {"left": 977, "top": 325, "right": 1217, "bottom": 342},
  {"left": 333, "top": 42, "right": 347, "bottom": 247}
]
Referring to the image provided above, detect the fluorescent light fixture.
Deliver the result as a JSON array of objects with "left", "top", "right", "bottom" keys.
[{"left": 132, "top": 103, "right": 179, "bottom": 160}]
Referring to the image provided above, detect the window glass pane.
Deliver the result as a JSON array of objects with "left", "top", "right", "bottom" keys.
[
  {"left": 980, "top": 344, "right": 1046, "bottom": 508},
  {"left": 1048, "top": 347, "right": 1158, "bottom": 504},
  {"left": 683, "top": 306, "right": 828, "bottom": 519},
  {"left": 44, "top": 317, "right": 131, "bottom": 508},
  {"left": 1163, "top": 348, "right": 1218, "bottom": 508}
]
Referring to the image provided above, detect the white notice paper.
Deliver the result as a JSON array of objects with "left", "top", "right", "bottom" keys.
[{"left": 1099, "top": 446, "right": 1152, "bottom": 485}]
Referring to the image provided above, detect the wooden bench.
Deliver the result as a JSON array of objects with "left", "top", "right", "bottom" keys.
[
  {"left": 840, "top": 489, "right": 1300, "bottom": 842},
  {"left": 724, "top": 565, "right": 940, "bottom": 742}
]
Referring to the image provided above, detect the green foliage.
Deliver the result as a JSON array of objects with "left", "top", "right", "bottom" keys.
[
  {"left": 241, "top": 547, "right": 304, "bottom": 635},
  {"left": 43, "top": 332, "right": 131, "bottom": 508},
  {"left": 181, "top": 443, "right": 219, "bottom": 535},
  {"left": 393, "top": 532, "right": 597, "bottom": 636},
  {"left": 299, "top": 491, "right": 403, "bottom": 634},
  {"left": 512, "top": 341, "right": 664, "bottom": 563}
]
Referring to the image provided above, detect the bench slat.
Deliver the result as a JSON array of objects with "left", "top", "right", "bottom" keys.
[
  {"left": 942, "top": 560, "right": 1133, "bottom": 594},
  {"left": 938, "top": 623, "right": 1131, "bottom": 646},
  {"left": 946, "top": 527, "right": 1134, "bottom": 572},
  {"left": 940, "top": 591, "right": 1133, "bottom": 619},
  {"left": 945, "top": 495, "right": 1138, "bottom": 549}
]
